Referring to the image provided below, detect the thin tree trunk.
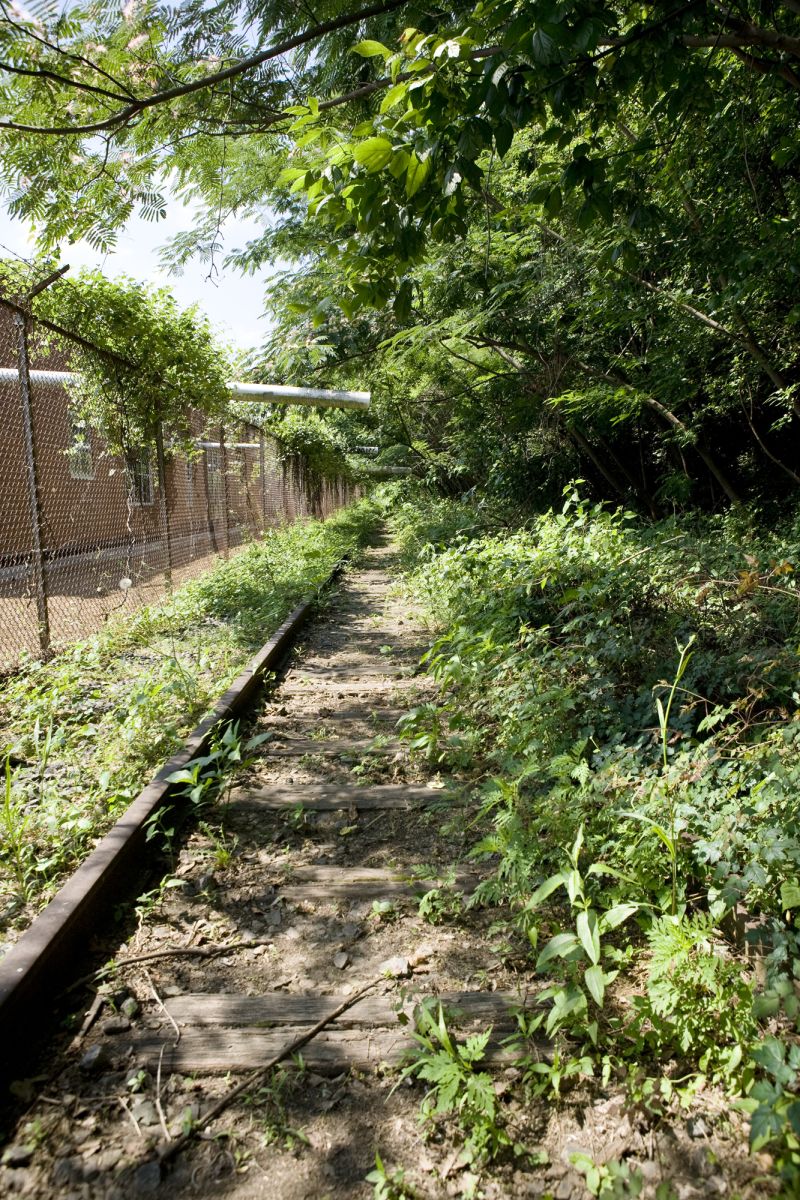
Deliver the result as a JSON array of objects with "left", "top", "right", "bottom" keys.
[
  {"left": 569, "top": 424, "right": 630, "bottom": 502},
  {"left": 641, "top": 396, "right": 742, "bottom": 504}
]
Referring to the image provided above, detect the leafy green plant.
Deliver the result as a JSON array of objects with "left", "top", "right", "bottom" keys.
[
  {"left": 243, "top": 1065, "right": 309, "bottom": 1152},
  {"left": 740, "top": 1036, "right": 800, "bottom": 1191},
  {"left": 366, "top": 1154, "right": 418, "bottom": 1200},
  {"left": 417, "top": 876, "right": 463, "bottom": 925},
  {"left": 620, "top": 637, "right": 696, "bottom": 917},
  {"left": 570, "top": 1153, "right": 644, "bottom": 1199},
  {"left": 0, "top": 752, "right": 34, "bottom": 903},
  {"left": 524, "top": 826, "right": 639, "bottom": 1041},
  {"left": 197, "top": 821, "right": 239, "bottom": 871},
  {"left": 398, "top": 1002, "right": 517, "bottom": 1166},
  {"left": 633, "top": 913, "right": 756, "bottom": 1077},
  {"left": 371, "top": 899, "right": 398, "bottom": 923}
]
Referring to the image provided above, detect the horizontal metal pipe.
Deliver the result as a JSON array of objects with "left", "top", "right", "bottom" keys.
[
  {"left": 359, "top": 465, "right": 414, "bottom": 476},
  {"left": 0, "top": 367, "right": 76, "bottom": 387},
  {"left": 198, "top": 441, "right": 260, "bottom": 450},
  {"left": 227, "top": 381, "right": 370, "bottom": 409},
  {"left": 0, "top": 368, "right": 371, "bottom": 410}
]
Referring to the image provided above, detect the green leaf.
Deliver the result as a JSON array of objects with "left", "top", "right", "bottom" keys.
[
  {"left": 545, "top": 186, "right": 563, "bottom": 217},
  {"left": 527, "top": 871, "right": 566, "bottom": 910},
  {"left": 584, "top": 964, "right": 605, "bottom": 1006},
  {"left": 537, "top": 931, "right": 579, "bottom": 968},
  {"left": 353, "top": 137, "right": 393, "bottom": 172},
  {"left": 406, "top": 153, "right": 431, "bottom": 198},
  {"left": 576, "top": 909, "right": 600, "bottom": 964},
  {"left": 600, "top": 902, "right": 639, "bottom": 931},
  {"left": 494, "top": 121, "right": 514, "bottom": 158},
  {"left": 380, "top": 82, "right": 408, "bottom": 114},
  {"left": 352, "top": 40, "right": 390, "bottom": 59},
  {"left": 781, "top": 880, "right": 800, "bottom": 910},
  {"left": 276, "top": 167, "right": 307, "bottom": 186}
]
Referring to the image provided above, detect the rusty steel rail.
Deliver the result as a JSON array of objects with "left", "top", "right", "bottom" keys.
[{"left": 0, "top": 559, "right": 348, "bottom": 1071}]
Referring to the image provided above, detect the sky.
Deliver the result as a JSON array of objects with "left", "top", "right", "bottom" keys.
[{"left": 0, "top": 201, "right": 273, "bottom": 353}]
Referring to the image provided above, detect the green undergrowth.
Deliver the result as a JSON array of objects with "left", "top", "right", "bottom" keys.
[
  {"left": 390, "top": 485, "right": 800, "bottom": 1193},
  {"left": 0, "top": 499, "right": 380, "bottom": 940}
]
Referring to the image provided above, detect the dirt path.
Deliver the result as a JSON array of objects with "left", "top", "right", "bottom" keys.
[{"left": 0, "top": 536, "right": 765, "bottom": 1200}]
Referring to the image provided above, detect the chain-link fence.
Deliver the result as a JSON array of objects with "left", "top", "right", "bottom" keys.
[{"left": 0, "top": 296, "right": 359, "bottom": 673}]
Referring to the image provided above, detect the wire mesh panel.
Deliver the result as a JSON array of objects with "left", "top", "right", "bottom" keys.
[
  {"left": 0, "top": 306, "right": 40, "bottom": 666},
  {"left": 0, "top": 296, "right": 361, "bottom": 674}
]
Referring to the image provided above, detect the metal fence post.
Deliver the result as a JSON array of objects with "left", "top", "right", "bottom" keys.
[
  {"left": 220, "top": 424, "right": 231, "bottom": 558},
  {"left": 202, "top": 445, "right": 219, "bottom": 555},
  {"left": 155, "top": 420, "right": 174, "bottom": 590},
  {"left": 259, "top": 430, "right": 267, "bottom": 531},
  {"left": 13, "top": 311, "right": 51, "bottom": 658}
]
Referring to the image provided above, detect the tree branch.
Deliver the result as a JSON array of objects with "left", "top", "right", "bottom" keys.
[
  {"left": 0, "top": 1, "right": 136, "bottom": 98},
  {"left": 0, "top": 0, "right": 408, "bottom": 136},
  {"left": 0, "top": 58, "right": 133, "bottom": 102}
]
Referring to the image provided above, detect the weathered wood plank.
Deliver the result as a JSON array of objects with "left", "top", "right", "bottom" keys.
[
  {"left": 122, "top": 1026, "right": 524, "bottom": 1073},
  {"left": 230, "top": 784, "right": 453, "bottom": 812},
  {"left": 281, "top": 880, "right": 417, "bottom": 901},
  {"left": 266, "top": 708, "right": 406, "bottom": 721},
  {"left": 280, "top": 679, "right": 427, "bottom": 696},
  {"left": 263, "top": 738, "right": 403, "bottom": 757},
  {"left": 165, "top": 989, "right": 532, "bottom": 1028},
  {"left": 291, "top": 668, "right": 415, "bottom": 681},
  {"left": 280, "top": 864, "right": 478, "bottom": 902}
]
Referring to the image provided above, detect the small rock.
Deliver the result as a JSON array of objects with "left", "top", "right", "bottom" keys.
[
  {"left": 162, "top": 985, "right": 182, "bottom": 997},
  {"left": 239, "top": 929, "right": 258, "bottom": 942},
  {"left": 53, "top": 1155, "right": 97, "bottom": 1186},
  {"left": 687, "top": 1117, "right": 709, "bottom": 1139},
  {"left": 2, "top": 1144, "right": 34, "bottom": 1168},
  {"left": 285, "top": 927, "right": 301, "bottom": 941},
  {"left": 340, "top": 922, "right": 362, "bottom": 944},
  {"left": 102, "top": 1017, "right": 131, "bottom": 1035},
  {"left": 340, "top": 983, "right": 353, "bottom": 995},
  {"left": 197, "top": 873, "right": 217, "bottom": 892},
  {"left": 131, "top": 1099, "right": 159, "bottom": 1127},
  {"left": 94, "top": 1148, "right": 123, "bottom": 1171},
  {"left": 639, "top": 1160, "right": 660, "bottom": 1183},
  {"left": 120, "top": 997, "right": 140, "bottom": 1020},
  {"left": 267, "top": 909, "right": 282, "bottom": 927},
  {"left": 555, "top": 1175, "right": 578, "bottom": 1200},
  {"left": 379, "top": 955, "right": 410, "bottom": 978},
  {"left": 132, "top": 1160, "right": 162, "bottom": 1195},
  {"left": 333, "top": 951, "right": 349, "bottom": 970},
  {"left": 706, "top": 1175, "right": 728, "bottom": 1195},
  {"left": 80, "top": 1043, "right": 112, "bottom": 1073},
  {"left": 561, "top": 1140, "right": 591, "bottom": 1166}
]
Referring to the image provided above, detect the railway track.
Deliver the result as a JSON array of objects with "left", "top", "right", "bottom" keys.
[{"left": 0, "top": 535, "right": 542, "bottom": 1200}]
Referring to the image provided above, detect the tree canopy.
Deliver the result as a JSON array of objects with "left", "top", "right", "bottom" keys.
[{"left": 1, "top": 1, "right": 799, "bottom": 508}]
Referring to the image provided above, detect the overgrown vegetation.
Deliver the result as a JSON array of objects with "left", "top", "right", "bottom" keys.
[
  {"left": 0, "top": 500, "right": 378, "bottom": 939},
  {"left": 391, "top": 483, "right": 800, "bottom": 1194},
  {"left": 3, "top": 3, "right": 800, "bottom": 1190}
]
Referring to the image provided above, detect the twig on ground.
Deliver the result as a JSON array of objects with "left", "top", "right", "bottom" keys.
[
  {"left": 144, "top": 966, "right": 182, "bottom": 1046},
  {"left": 154, "top": 1046, "right": 172, "bottom": 1143},
  {"left": 68, "top": 991, "right": 105, "bottom": 1048},
  {"left": 64, "top": 938, "right": 276, "bottom": 994}
]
